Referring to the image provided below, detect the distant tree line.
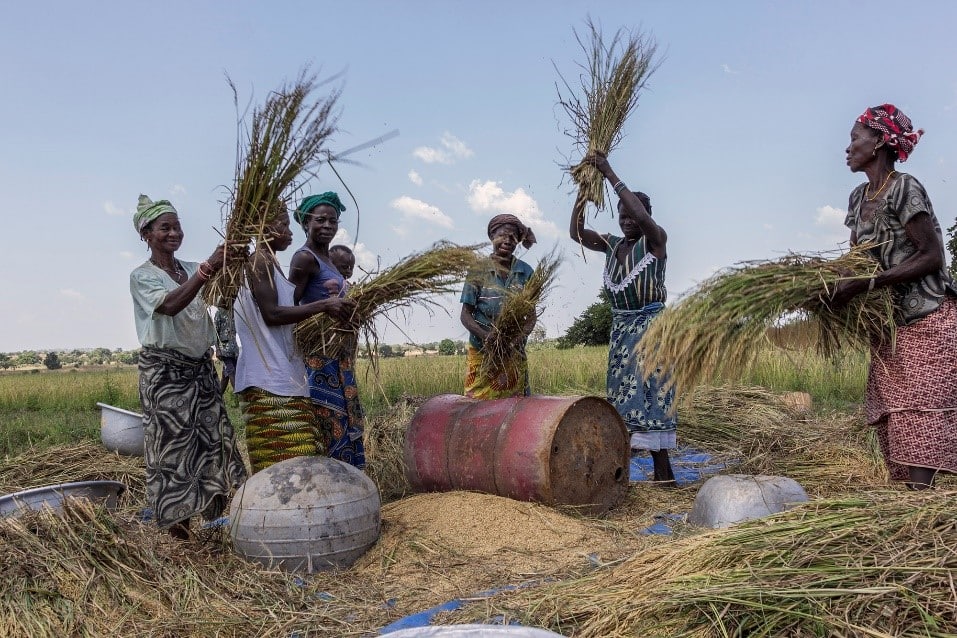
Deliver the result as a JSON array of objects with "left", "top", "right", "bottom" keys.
[{"left": 0, "top": 347, "right": 141, "bottom": 370}]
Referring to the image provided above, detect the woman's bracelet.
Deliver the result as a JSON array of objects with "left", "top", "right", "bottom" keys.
[
  {"left": 613, "top": 181, "right": 628, "bottom": 195},
  {"left": 867, "top": 277, "right": 876, "bottom": 292},
  {"left": 197, "top": 261, "right": 214, "bottom": 281}
]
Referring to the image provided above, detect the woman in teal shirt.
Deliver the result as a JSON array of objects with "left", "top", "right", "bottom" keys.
[{"left": 460, "top": 214, "right": 536, "bottom": 399}]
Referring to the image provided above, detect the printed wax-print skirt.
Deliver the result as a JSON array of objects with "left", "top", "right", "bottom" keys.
[
  {"left": 138, "top": 347, "right": 247, "bottom": 528},
  {"left": 607, "top": 304, "right": 677, "bottom": 439},
  {"left": 239, "top": 387, "right": 329, "bottom": 474},
  {"left": 866, "top": 297, "right": 957, "bottom": 480},
  {"left": 306, "top": 355, "right": 366, "bottom": 470},
  {"left": 464, "top": 345, "right": 530, "bottom": 400}
]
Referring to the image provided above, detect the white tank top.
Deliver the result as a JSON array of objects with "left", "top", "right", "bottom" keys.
[{"left": 233, "top": 266, "right": 309, "bottom": 397}]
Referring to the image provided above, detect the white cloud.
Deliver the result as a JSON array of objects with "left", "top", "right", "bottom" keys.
[
  {"left": 331, "top": 228, "right": 376, "bottom": 272},
  {"left": 722, "top": 63, "right": 739, "bottom": 74},
  {"left": 439, "top": 132, "right": 472, "bottom": 159},
  {"left": 814, "top": 204, "right": 850, "bottom": 247},
  {"left": 466, "top": 180, "right": 559, "bottom": 237},
  {"left": 412, "top": 132, "right": 473, "bottom": 165},
  {"left": 119, "top": 251, "right": 134, "bottom": 259},
  {"left": 391, "top": 225, "right": 409, "bottom": 238},
  {"left": 391, "top": 195, "right": 455, "bottom": 228},
  {"left": 60, "top": 289, "right": 84, "bottom": 301},
  {"left": 104, "top": 201, "right": 128, "bottom": 216},
  {"left": 815, "top": 204, "right": 846, "bottom": 228},
  {"left": 408, "top": 170, "right": 423, "bottom": 186},
  {"left": 170, "top": 184, "right": 187, "bottom": 197}
]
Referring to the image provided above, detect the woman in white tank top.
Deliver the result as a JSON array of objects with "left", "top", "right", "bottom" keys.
[{"left": 233, "top": 208, "right": 354, "bottom": 473}]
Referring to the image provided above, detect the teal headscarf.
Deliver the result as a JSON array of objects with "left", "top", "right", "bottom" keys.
[
  {"left": 134, "top": 194, "right": 178, "bottom": 233},
  {"left": 295, "top": 192, "right": 346, "bottom": 224}
]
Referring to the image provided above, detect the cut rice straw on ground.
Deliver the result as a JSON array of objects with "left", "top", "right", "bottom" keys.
[
  {"left": 294, "top": 242, "right": 483, "bottom": 359},
  {"left": 558, "top": 19, "right": 659, "bottom": 211},
  {"left": 487, "top": 489, "right": 957, "bottom": 637},
  {"left": 478, "top": 248, "right": 562, "bottom": 384},
  {"left": 203, "top": 68, "right": 341, "bottom": 310},
  {"left": 637, "top": 245, "right": 895, "bottom": 398},
  {"left": 0, "top": 440, "right": 146, "bottom": 502}
]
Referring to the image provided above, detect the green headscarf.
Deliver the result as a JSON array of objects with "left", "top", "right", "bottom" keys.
[
  {"left": 134, "top": 194, "right": 178, "bottom": 233},
  {"left": 294, "top": 192, "right": 346, "bottom": 224}
]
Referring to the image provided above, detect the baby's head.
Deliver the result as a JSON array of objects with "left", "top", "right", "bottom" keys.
[{"left": 329, "top": 245, "right": 355, "bottom": 279}]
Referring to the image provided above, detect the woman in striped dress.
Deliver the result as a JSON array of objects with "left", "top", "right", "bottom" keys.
[{"left": 569, "top": 152, "right": 677, "bottom": 484}]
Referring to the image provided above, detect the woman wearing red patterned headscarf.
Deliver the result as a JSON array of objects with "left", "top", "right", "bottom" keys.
[{"left": 832, "top": 104, "right": 957, "bottom": 489}]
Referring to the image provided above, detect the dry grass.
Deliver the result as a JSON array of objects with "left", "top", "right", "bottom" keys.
[
  {"left": 0, "top": 441, "right": 146, "bottom": 503},
  {"left": 3, "top": 385, "right": 952, "bottom": 636},
  {"left": 203, "top": 69, "right": 341, "bottom": 310},
  {"left": 294, "top": 242, "right": 483, "bottom": 359},
  {"left": 637, "top": 245, "right": 896, "bottom": 398},
  {"left": 363, "top": 397, "right": 418, "bottom": 504},
  {"left": 557, "top": 19, "right": 659, "bottom": 210},
  {"left": 484, "top": 490, "right": 957, "bottom": 637}
]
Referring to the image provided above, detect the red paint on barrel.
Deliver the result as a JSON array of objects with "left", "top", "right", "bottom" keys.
[{"left": 404, "top": 394, "right": 629, "bottom": 514}]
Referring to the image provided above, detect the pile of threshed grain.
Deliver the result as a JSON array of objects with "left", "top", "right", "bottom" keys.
[
  {"left": 478, "top": 249, "right": 563, "bottom": 386},
  {"left": 636, "top": 245, "right": 896, "bottom": 398},
  {"left": 294, "top": 242, "right": 483, "bottom": 359},
  {"left": 482, "top": 490, "right": 957, "bottom": 637},
  {"left": 203, "top": 69, "right": 341, "bottom": 310},
  {"left": 351, "top": 491, "right": 647, "bottom": 615},
  {"left": 557, "top": 19, "right": 659, "bottom": 211}
]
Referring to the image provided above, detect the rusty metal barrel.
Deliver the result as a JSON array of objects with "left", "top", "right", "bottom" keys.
[{"left": 404, "top": 394, "right": 630, "bottom": 515}]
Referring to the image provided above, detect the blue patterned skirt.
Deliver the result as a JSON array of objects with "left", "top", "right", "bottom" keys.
[
  {"left": 607, "top": 304, "right": 678, "bottom": 438},
  {"left": 306, "top": 355, "right": 366, "bottom": 470}
]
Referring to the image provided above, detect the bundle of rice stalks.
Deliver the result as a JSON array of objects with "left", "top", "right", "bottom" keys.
[
  {"left": 492, "top": 490, "right": 957, "bottom": 637},
  {"left": 203, "top": 69, "right": 341, "bottom": 310},
  {"left": 637, "top": 245, "right": 895, "bottom": 397},
  {"left": 557, "top": 19, "right": 659, "bottom": 210},
  {"left": 478, "top": 248, "right": 563, "bottom": 384},
  {"left": 294, "top": 242, "right": 483, "bottom": 359}
]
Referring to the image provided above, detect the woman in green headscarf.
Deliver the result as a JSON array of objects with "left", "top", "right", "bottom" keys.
[
  {"left": 288, "top": 192, "right": 365, "bottom": 469},
  {"left": 129, "top": 195, "right": 248, "bottom": 540}
]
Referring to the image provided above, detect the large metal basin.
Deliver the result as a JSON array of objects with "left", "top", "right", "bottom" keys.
[{"left": 0, "top": 480, "right": 126, "bottom": 517}]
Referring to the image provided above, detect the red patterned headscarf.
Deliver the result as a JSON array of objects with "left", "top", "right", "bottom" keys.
[{"left": 856, "top": 104, "right": 924, "bottom": 162}]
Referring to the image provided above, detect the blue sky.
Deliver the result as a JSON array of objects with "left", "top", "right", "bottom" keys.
[{"left": 2, "top": 0, "right": 955, "bottom": 352}]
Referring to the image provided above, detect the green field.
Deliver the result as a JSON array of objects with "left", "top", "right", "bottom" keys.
[{"left": 0, "top": 344, "right": 867, "bottom": 458}]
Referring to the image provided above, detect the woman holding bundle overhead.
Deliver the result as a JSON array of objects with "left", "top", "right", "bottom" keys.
[
  {"left": 832, "top": 104, "right": 957, "bottom": 490},
  {"left": 129, "top": 195, "right": 247, "bottom": 540},
  {"left": 233, "top": 205, "right": 349, "bottom": 474},
  {"left": 288, "top": 192, "right": 366, "bottom": 469},
  {"left": 460, "top": 214, "right": 536, "bottom": 399},
  {"left": 570, "top": 152, "right": 677, "bottom": 484}
]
